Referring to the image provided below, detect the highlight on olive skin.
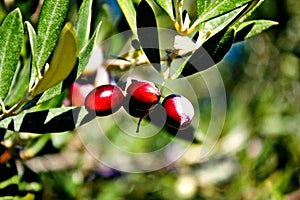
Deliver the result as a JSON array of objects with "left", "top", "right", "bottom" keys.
[
  {"left": 84, "top": 84, "right": 124, "bottom": 116},
  {"left": 162, "top": 94, "right": 194, "bottom": 130}
]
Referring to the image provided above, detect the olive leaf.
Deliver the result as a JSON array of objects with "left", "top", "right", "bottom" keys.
[
  {"left": 4, "top": 59, "right": 31, "bottom": 107},
  {"left": 25, "top": 21, "right": 38, "bottom": 88},
  {"left": 0, "top": 8, "right": 24, "bottom": 100},
  {"left": 75, "top": 0, "right": 93, "bottom": 50},
  {"left": 153, "top": 0, "right": 175, "bottom": 21},
  {"left": 29, "top": 22, "right": 77, "bottom": 97},
  {"left": 34, "top": 22, "right": 102, "bottom": 106},
  {"left": 116, "top": 0, "right": 137, "bottom": 36},
  {"left": 233, "top": 0, "right": 265, "bottom": 27},
  {"left": 35, "top": 0, "right": 70, "bottom": 74},
  {"left": 137, "top": 0, "right": 161, "bottom": 72},
  {"left": 197, "top": 0, "right": 211, "bottom": 17},
  {"left": 0, "top": 107, "right": 90, "bottom": 133},
  {"left": 235, "top": 20, "right": 278, "bottom": 42},
  {"left": 198, "top": 6, "right": 245, "bottom": 42},
  {"left": 77, "top": 21, "right": 102, "bottom": 77},
  {"left": 180, "top": 26, "right": 236, "bottom": 77},
  {"left": 194, "top": 0, "right": 252, "bottom": 25}
]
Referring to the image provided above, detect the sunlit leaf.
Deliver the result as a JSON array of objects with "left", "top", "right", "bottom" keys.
[
  {"left": 194, "top": 0, "right": 252, "bottom": 27},
  {"left": 0, "top": 8, "right": 23, "bottom": 100},
  {"left": 154, "top": 0, "right": 175, "bottom": 21},
  {"left": 198, "top": 6, "right": 245, "bottom": 43},
  {"left": 235, "top": 20, "right": 278, "bottom": 42},
  {"left": 197, "top": 0, "right": 210, "bottom": 17},
  {"left": 29, "top": 23, "right": 77, "bottom": 97},
  {"left": 137, "top": 0, "right": 161, "bottom": 72},
  {"left": 78, "top": 21, "right": 102, "bottom": 77},
  {"left": 75, "top": 0, "right": 93, "bottom": 50},
  {"left": 35, "top": 0, "right": 70, "bottom": 72}
]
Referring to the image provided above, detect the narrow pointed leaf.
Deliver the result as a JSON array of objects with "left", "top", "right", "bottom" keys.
[
  {"left": 0, "top": 8, "right": 23, "bottom": 100},
  {"left": 116, "top": 0, "right": 137, "bottom": 36},
  {"left": 198, "top": 6, "right": 245, "bottom": 42},
  {"left": 154, "top": 0, "right": 175, "bottom": 21},
  {"left": 181, "top": 27, "right": 235, "bottom": 77},
  {"left": 4, "top": 59, "right": 31, "bottom": 107},
  {"left": 25, "top": 21, "right": 38, "bottom": 87},
  {"left": 30, "top": 23, "right": 77, "bottom": 97},
  {"left": 78, "top": 21, "right": 102, "bottom": 77},
  {"left": 36, "top": 0, "right": 70, "bottom": 72},
  {"left": 0, "top": 107, "right": 91, "bottom": 133},
  {"left": 195, "top": 0, "right": 252, "bottom": 25},
  {"left": 234, "top": 0, "right": 265, "bottom": 27},
  {"left": 137, "top": 0, "right": 161, "bottom": 72},
  {"left": 235, "top": 20, "right": 278, "bottom": 42},
  {"left": 75, "top": 0, "right": 93, "bottom": 50}
]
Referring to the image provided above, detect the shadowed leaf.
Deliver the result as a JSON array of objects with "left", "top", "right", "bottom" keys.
[
  {"left": 181, "top": 27, "right": 235, "bottom": 77},
  {"left": 0, "top": 107, "right": 91, "bottom": 133},
  {"left": 137, "top": 0, "right": 161, "bottom": 72}
]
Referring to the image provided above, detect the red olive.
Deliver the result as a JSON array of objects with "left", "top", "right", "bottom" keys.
[
  {"left": 162, "top": 94, "right": 194, "bottom": 130},
  {"left": 124, "top": 80, "right": 161, "bottom": 118},
  {"left": 84, "top": 85, "right": 124, "bottom": 116}
]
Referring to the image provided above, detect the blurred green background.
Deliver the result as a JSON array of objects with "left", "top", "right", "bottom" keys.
[{"left": 0, "top": 0, "right": 299, "bottom": 199}]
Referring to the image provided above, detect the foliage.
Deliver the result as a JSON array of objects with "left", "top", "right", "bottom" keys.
[{"left": 0, "top": 0, "right": 298, "bottom": 199}]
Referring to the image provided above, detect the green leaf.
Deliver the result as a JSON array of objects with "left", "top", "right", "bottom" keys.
[
  {"left": 154, "top": 0, "right": 175, "bottom": 21},
  {"left": 0, "top": 107, "right": 91, "bottom": 133},
  {"left": 35, "top": 0, "right": 70, "bottom": 72},
  {"left": 77, "top": 21, "right": 102, "bottom": 77},
  {"left": 0, "top": 8, "right": 23, "bottom": 100},
  {"left": 137, "top": 0, "right": 161, "bottom": 72},
  {"left": 180, "top": 27, "right": 236, "bottom": 77},
  {"left": 29, "top": 22, "right": 77, "bottom": 97},
  {"left": 197, "top": 0, "right": 210, "bottom": 17},
  {"left": 234, "top": 0, "right": 265, "bottom": 27},
  {"left": 36, "top": 83, "right": 66, "bottom": 106},
  {"left": 198, "top": 6, "right": 245, "bottom": 42},
  {"left": 4, "top": 59, "right": 31, "bottom": 107},
  {"left": 194, "top": 0, "right": 252, "bottom": 27},
  {"left": 235, "top": 20, "right": 278, "bottom": 42},
  {"left": 25, "top": 21, "right": 37, "bottom": 87},
  {"left": 75, "top": 0, "right": 93, "bottom": 50},
  {"left": 116, "top": 0, "right": 137, "bottom": 36}
]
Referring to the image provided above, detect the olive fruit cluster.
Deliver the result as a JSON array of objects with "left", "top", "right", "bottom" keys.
[{"left": 84, "top": 80, "right": 194, "bottom": 132}]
